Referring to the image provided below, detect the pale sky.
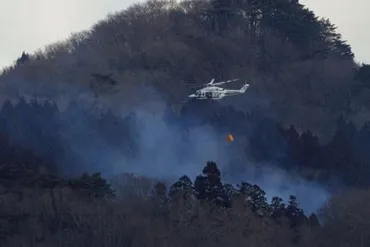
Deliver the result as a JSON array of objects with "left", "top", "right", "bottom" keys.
[
  {"left": 0, "top": 0, "right": 369, "bottom": 70},
  {"left": 300, "top": 0, "right": 370, "bottom": 64}
]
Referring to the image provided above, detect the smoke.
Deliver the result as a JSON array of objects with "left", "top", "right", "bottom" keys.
[
  {"left": 53, "top": 85, "right": 330, "bottom": 214},
  {"left": 0, "top": 77, "right": 329, "bottom": 214},
  {"left": 225, "top": 164, "right": 330, "bottom": 213}
]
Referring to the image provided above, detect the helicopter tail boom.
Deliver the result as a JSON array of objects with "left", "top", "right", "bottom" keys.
[{"left": 240, "top": 82, "right": 249, "bottom": 93}]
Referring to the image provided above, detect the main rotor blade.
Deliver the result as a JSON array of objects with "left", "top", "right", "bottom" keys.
[
  {"left": 184, "top": 84, "right": 204, "bottom": 88},
  {"left": 212, "top": 78, "right": 240, "bottom": 86}
]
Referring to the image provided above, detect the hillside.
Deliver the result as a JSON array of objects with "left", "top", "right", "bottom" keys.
[
  {"left": 1, "top": 160, "right": 369, "bottom": 247},
  {"left": 1, "top": 0, "right": 370, "bottom": 246},
  {"left": 2, "top": 0, "right": 370, "bottom": 132}
]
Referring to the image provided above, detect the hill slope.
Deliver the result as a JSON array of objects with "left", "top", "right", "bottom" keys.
[
  {"left": 1, "top": 0, "right": 370, "bottom": 246},
  {"left": 1, "top": 0, "right": 370, "bottom": 200},
  {"left": 1, "top": 1, "right": 370, "bottom": 245},
  {"left": 1, "top": 0, "right": 367, "bottom": 134}
]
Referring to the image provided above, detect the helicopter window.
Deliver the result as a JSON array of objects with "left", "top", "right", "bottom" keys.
[{"left": 195, "top": 91, "right": 200, "bottom": 96}]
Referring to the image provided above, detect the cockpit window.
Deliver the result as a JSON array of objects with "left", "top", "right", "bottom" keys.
[{"left": 195, "top": 91, "right": 200, "bottom": 96}]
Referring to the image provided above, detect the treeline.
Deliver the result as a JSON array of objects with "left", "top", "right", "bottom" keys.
[
  {"left": 1, "top": 98, "right": 370, "bottom": 189},
  {"left": 1, "top": 157, "right": 368, "bottom": 247},
  {"left": 170, "top": 161, "right": 314, "bottom": 224},
  {"left": 250, "top": 115, "right": 370, "bottom": 187},
  {"left": 1, "top": 0, "right": 369, "bottom": 134},
  {"left": 0, "top": 98, "right": 138, "bottom": 175},
  {"left": 0, "top": 157, "right": 317, "bottom": 246},
  {"left": 177, "top": 101, "right": 370, "bottom": 188},
  {"left": 1, "top": 0, "right": 370, "bottom": 244}
]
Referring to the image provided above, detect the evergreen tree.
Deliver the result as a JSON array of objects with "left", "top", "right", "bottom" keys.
[
  {"left": 279, "top": 125, "right": 300, "bottom": 168},
  {"left": 308, "top": 213, "right": 321, "bottom": 228},
  {"left": 194, "top": 161, "right": 230, "bottom": 208},
  {"left": 249, "top": 119, "right": 287, "bottom": 162},
  {"left": 352, "top": 122, "right": 370, "bottom": 165},
  {"left": 150, "top": 182, "right": 168, "bottom": 210},
  {"left": 223, "top": 183, "right": 239, "bottom": 199},
  {"left": 270, "top": 196, "right": 286, "bottom": 219},
  {"left": 355, "top": 63, "right": 370, "bottom": 84},
  {"left": 169, "top": 175, "right": 195, "bottom": 203},
  {"left": 285, "top": 195, "right": 306, "bottom": 227},
  {"left": 325, "top": 116, "right": 358, "bottom": 183},
  {"left": 318, "top": 18, "right": 354, "bottom": 59},
  {"left": 208, "top": 0, "right": 236, "bottom": 34},
  {"left": 238, "top": 182, "right": 270, "bottom": 216},
  {"left": 168, "top": 175, "right": 196, "bottom": 226},
  {"left": 15, "top": 51, "right": 30, "bottom": 65},
  {"left": 68, "top": 172, "right": 116, "bottom": 199},
  {"left": 298, "top": 130, "right": 321, "bottom": 169}
]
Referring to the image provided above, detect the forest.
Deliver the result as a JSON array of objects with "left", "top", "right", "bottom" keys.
[{"left": 1, "top": 0, "right": 370, "bottom": 246}]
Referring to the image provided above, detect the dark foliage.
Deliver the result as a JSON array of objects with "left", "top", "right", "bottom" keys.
[
  {"left": 0, "top": 0, "right": 368, "bottom": 245},
  {"left": 1, "top": 97, "right": 370, "bottom": 190},
  {"left": 1, "top": 0, "right": 360, "bottom": 134},
  {"left": 68, "top": 172, "right": 116, "bottom": 199}
]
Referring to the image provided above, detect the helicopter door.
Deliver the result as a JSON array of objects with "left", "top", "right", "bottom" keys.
[{"left": 205, "top": 92, "right": 212, "bottom": 99}]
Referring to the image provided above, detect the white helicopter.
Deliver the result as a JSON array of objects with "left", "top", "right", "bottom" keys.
[{"left": 187, "top": 78, "right": 249, "bottom": 100}]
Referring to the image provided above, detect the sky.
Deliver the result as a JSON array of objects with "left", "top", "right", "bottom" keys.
[
  {"left": 0, "top": 0, "right": 369, "bottom": 69},
  {"left": 300, "top": 0, "right": 369, "bottom": 64}
]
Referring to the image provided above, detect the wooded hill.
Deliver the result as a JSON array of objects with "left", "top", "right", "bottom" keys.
[
  {"left": 1, "top": 0, "right": 370, "bottom": 246},
  {"left": 1, "top": 0, "right": 370, "bottom": 134},
  {"left": 0, "top": 0, "right": 369, "bottom": 207}
]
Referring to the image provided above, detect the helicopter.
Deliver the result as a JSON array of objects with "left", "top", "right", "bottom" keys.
[{"left": 187, "top": 78, "right": 249, "bottom": 100}]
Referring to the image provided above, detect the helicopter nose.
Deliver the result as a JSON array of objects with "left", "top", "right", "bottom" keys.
[{"left": 189, "top": 94, "right": 196, "bottom": 98}]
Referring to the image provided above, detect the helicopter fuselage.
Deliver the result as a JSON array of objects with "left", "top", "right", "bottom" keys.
[
  {"left": 188, "top": 83, "right": 249, "bottom": 100},
  {"left": 189, "top": 86, "right": 225, "bottom": 100}
]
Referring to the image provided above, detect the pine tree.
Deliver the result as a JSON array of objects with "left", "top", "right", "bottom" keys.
[
  {"left": 15, "top": 51, "right": 30, "bottom": 65},
  {"left": 318, "top": 18, "right": 354, "bottom": 59},
  {"left": 68, "top": 172, "right": 116, "bottom": 199},
  {"left": 168, "top": 175, "right": 195, "bottom": 203},
  {"left": 285, "top": 195, "right": 306, "bottom": 227},
  {"left": 238, "top": 182, "right": 270, "bottom": 216},
  {"left": 308, "top": 213, "right": 321, "bottom": 228},
  {"left": 194, "top": 161, "right": 230, "bottom": 208},
  {"left": 270, "top": 196, "right": 286, "bottom": 219},
  {"left": 150, "top": 182, "right": 168, "bottom": 210}
]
